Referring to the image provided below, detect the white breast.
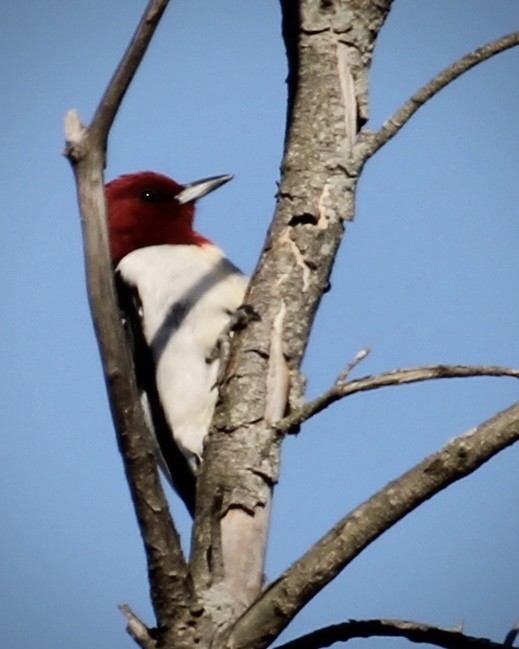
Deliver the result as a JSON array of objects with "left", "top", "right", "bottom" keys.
[{"left": 117, "top": 244, "right": 248, "bottom": 469}]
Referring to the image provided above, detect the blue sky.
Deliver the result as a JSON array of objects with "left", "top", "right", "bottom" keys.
[{"left": 1, "top": 2, "right": 518, "bottom": 648}]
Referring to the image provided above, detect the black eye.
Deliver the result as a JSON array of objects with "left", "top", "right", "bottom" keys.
[{"left": 141, "top": 189, "right": 160, "bottom": 202}]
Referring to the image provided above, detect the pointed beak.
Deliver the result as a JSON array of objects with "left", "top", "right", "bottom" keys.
[{"left": 176, "top": 173, "right": 234, "bottom": 205}]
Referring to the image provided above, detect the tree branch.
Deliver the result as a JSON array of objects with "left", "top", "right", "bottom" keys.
[
  {"left": 69, "top": 0, "right": 170, "bottom": 157},
  {"left": 119, "top": 604, "right": 157, "bottom": 649},
  {"left": 362, "top": 30, "right": 519, "bottom": 159},
  {"left": 278, "top": 364, "right": 519, "bottom": 433},
  {"left": 227, "top": 401, "right": 519, "bottom": 649},
  {"left": 64, "top": 0, "right": 197, "bottom": 634},
  {"left": 504, "top": 620, "right": 519, "bottom": 647},
  {"left": 275, "top": 618, "right": 509, "bottom": 649}
]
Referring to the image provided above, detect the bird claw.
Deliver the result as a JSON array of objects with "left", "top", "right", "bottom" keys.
[
  {"left": 230, "top": 304, "right": 260, "bottom": 331},
  {"left": 209, "top": 304, "right": 260, "bottom": 386}
]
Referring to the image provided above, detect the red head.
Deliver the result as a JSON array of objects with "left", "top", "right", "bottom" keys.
[{"left": 105, "top": 171, "right": 233, "bottom": 263}]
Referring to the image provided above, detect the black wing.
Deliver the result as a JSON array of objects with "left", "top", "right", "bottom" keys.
[{"left": 115, "top": 270, "right": 196, "bottom": 516}]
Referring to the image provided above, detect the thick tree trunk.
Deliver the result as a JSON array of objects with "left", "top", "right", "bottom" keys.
[{"left": 190, "top": 0, "right": 393, "bottom": 628}]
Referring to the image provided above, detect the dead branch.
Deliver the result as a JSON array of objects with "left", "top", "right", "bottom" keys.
[
  {"left": 66, "top": 0, "right": 170, "bottom": 159},
  {"left": 504, "top": 620, "right": 519, "bottom": 647},
  {"left": 275, "top": 618, "right": 508, "bottom": 649},
  {"left": 361, "top": 30, "right": 519, "bottom": 159},
  {"left": 119, "top": 604, "right": 157, "bottom": 649},
  {"left": 64, "top": 0, "right": 195, "bottom": 634},
  {"left": 278, "top": 364, "right": 519, "bottom": 433},
  {"left": 227, "top": 401, "right": 519, "bottom": 649}
]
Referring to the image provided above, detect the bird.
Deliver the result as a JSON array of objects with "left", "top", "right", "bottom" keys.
[{"left": 105, "top": 171, "right": 248, "bottom": 514}]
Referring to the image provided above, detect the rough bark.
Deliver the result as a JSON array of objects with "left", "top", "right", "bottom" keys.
[{"left": 190, "top": 0, "right": 393, "bottom": 623}]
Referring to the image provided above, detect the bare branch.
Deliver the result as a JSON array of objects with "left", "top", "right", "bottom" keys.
[
  {"left": 67, "top": 0, "right": 170, "bottom": 156},
  {"left": 336, "top": 347, "right": 370, "bottom": 384},
  {"left": 278, "top": 364, "right": 519, "bottom": 433},
  {"left": 64, "top": 0, "right": 196, "bottom": 633},
  {"left": 275, "top": 618, "right": 507, "bottom": 649},
  {"left": 119, "top": 604, "right": 157, "bottom": 649},
  {"left": 504, "top": 620, "right": 519, "bottom": 647},
  {"left": 362, "top": 30, "right": 519, "bottom": 159},
  {"left": 228, "top": 402, "right": 519, "bottom": 649}
]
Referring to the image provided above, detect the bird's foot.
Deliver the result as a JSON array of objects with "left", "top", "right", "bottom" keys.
[{"left": 209, "top": 304, "right": 260, "bottom": 386}]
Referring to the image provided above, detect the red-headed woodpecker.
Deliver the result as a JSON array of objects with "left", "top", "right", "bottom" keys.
[{"left": 106, "top": 171, "right": 248, "bottom": 514}]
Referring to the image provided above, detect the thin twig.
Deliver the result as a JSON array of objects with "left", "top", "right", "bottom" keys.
[
  {"left": 336, "top": 347, "right": 370, "bottom": 384},
  {"left": 86, "top": 0, "right": 170, "bottom": 152},
  {"left": 361, "top": 31, "right": 519, "bottom": 159},
  {"left": 275, "top": 618, "right": 507, "bottom": 649},
  {"left": 278, "top": 364, "right": 519, "bottom": 433},
  {"left": 119, "top": 604, "right": 157, "bottom": 649},
  {"left": 504, "top": 620, "right": 519, "bottom": 647}
]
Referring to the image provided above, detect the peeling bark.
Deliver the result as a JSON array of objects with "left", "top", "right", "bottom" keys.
[{"left": 190, "top": 0, "right": 393, "bottom": 626}]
